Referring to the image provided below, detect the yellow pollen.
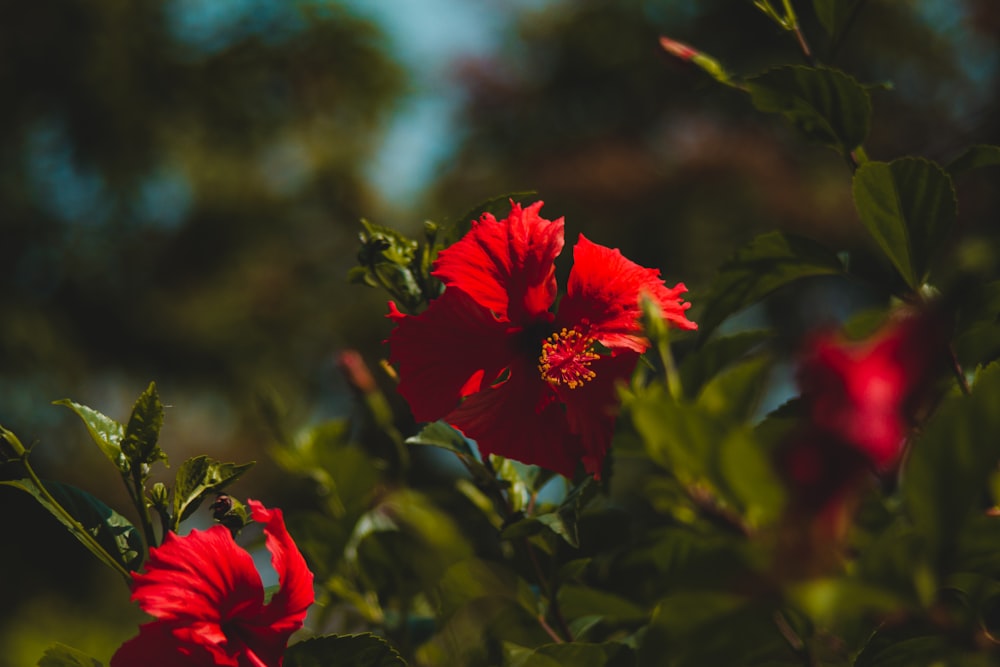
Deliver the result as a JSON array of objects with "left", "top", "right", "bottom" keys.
[{"left": 538, "top": 326, "right": 600, "bottom": 389}]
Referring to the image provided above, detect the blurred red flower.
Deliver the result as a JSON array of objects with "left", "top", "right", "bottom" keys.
[
  {"left": 781, "top": 311, "right": 945, "bottom": 511},
  {"left": 388, "top": 200, "right": 696, "bottom": 478},
  {"left": 111, "top": 500, "right": 314, "bottom": 667},
  {"left": 797, "top": 313, "right": 942, "bottom": 470}
]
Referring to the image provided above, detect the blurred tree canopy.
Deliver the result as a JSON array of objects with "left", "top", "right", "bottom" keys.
[{"left": 0, "top": 0, "right": 404, "bottom": 436}]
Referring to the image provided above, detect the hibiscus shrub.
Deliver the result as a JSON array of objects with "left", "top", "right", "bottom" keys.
[{"left": 5, "top": 2, "right": 1000, "bottom": 666}]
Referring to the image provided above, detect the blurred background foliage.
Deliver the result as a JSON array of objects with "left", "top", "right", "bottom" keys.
[{"left": 1, "top": 0, "right": 998, "bottom": 663}]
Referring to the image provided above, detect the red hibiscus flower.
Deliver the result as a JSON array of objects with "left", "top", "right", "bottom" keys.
[
  {"left": 796, "top": 312, "right": 943, "bottom": 470},
  {"left": 111, "top": 500, "right": 314, "bottom": 667},
  {"left": 780, "top": 311, "right": 945, "bottom": 511},
  {"left": 388, "top": 200, "right": 696, "bottom": 478}
]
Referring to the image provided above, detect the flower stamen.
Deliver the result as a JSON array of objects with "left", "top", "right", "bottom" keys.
[{"left": 538, "top": 326, "right": 600, "bottom": 389}]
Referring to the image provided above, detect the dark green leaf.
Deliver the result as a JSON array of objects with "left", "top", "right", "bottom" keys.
[
  {"left": 503, "top": 477, "right": 598, "bottom": 548},
  {"left": 679, "top": 330, "right": 771, "bottom": 400},
  {"left": 903, "top": 365, "right": 1000, "bottom": 571},
  {"left": 852, "top": 158, "right": 957, "bottom": 287},
  {"left": 356, "top": 219, "right": 424, "bottom": 312},
  {"left": 53, "top": 399, "right": 126, "bottom": 472},
  {"left": 747, "top": 65, "right": 871, "bottom": 153},
  {"left": 406, "top": 421, "right": 475, "bottom": 457},
  {"left": 506, "top": 641, "right": 634, "bottom": 667},
  {"left": 696, "top": 231, "right": 844, "bottom": 342},
  {"left": 946, "top": 144, "right": 1000, "bottom": 177},
  {"left": 37, "top": 644, "right": 104, "bottom": 667},
  {"left": 284, "top": 633, "right": 406, "bottom": 667},
  {"left": 953, "top": 279, "right": 1000, "bottom": 371},
  {"left": 172, "top": 455, "right": 255, "bottom": 528},
  {"left": 557, "top": 584, "right": 648, "bottom": 624},
  {"left": 639, "top": 592, "right": 789, "bottom": 667},
  {"left": 854, "top": 635, "right": 952, "bottom": 667},
  {"left": 1, "top": 478, "right": 143, "bottom": 572},
  {"left": 812, "top": 0, "right": 864, "bottom": 41},
  {"left": 122, "top": 382, "right": 166, "bottom": 466}
]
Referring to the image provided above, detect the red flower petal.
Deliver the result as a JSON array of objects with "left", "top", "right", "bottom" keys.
[
  {"left": 388, "top": 291, "right": 516, "bottom": 422},
  {"left": 446, "top": 358, "right": 586, "bottom": 478},
  {"left": 246, "top": 499, "right": 314, "bottom": 635},
  {"left": 111, "top": 621, "right": 227, "bottom": 667},
  {"left": 432, "top": 201, "right": 564, "bottom": 323},
  {"left": 558, "top": 235, "right": 696, "bottom": 353},
  {"left": 130, "top": 526, "right": 263, "bottom": 624},
  {"left": 112, "top": 501, "right": 314, "bottom": 667}
]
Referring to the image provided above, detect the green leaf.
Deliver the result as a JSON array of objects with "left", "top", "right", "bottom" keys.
[
  {"left": 747, "top": 65, "right": 871, "bottom": 154},
  {"left": 356, "top": 219, "right": 425, "bottom": 312},
  {"left": 1, "top": 478, "right": 143, "bottom": 572},
  {"left": 946, "top": 144, "right": 1000, "bottom": 177},
  {"left": 812, "top": 0, "right": 864, "bottom": 40},
  {"left": 172, "top": 455, "right": 255, "bottom": 528},
  {"left": 284, "top": 633, "right": 406, "bottom": 667},
  {"left": 406, "top": 421, "right": 475, "bottom": 458},
  {"left": 696, "top": 231, "right": 844, "bottom": 342},
  {"left": 639, "top": 593, "right": 789, "bottom": 667},
  {"left": 502, "top": 477, "right": 598, "bottom": 548},
  {"left": 852, "top": 158, "right": 957, "bottom": 288},
  {"left": 557, "top": 584, "right": 648, "bottom": 624},
  {"left": 122, "top": 382, "right": 166, "bottom": 467},
  {"left": 854, "top": 634, "right": 952, "bottom": 667},
  {"left": 903, "top": 364, "right": 1000, "bottom": 571},
  {"left": 505, "top": 641, "right": 635, "bottom": 667},
  {"left": 53, "top": 399, "right": 126, "bottom": 472},
  {"left": 37, "top": 644, "right": 104, "bottom": 667},
  {"left": 679, "top": 330, "right": 771, "bottom": 400}
]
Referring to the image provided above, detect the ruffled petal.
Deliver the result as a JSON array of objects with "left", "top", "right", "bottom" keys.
[
  {"left": 446, "top": 358, "right": 586, "bottom": 478},
  {"left": 388, "top": 291, "right": 515, "bottom": 423},
  {"left": 247, "top": 500, "right": 314, "bottom": 636},
  {"left": 130, "top": 525, "right": 263, "bottom": 624},
  {"left": 558, "top": 235, "right": 696, "bottom": 353},
  {"left": 432, "top": 200, "right": 564, "bottom": 323},
  {"left": 558, "top": 351, "right": 641, "bottom": 478}
]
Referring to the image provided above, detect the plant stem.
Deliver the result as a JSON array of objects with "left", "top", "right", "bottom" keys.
[
  {"left": 523, "top": 537, "right": 574, "bottom": 643},
  {"left": 949, "top": 344, "right": 972, "bottom": 396},
  {"left": 128, "top": 465, "right": 159, "bottom": 551}
]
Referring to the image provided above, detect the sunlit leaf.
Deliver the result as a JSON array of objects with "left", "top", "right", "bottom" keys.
[
  {"left": 406, "top": 421, "right": 475, "bottom": 457},
  {"left": 696, "top": 231, "right": 844, "bottom": 342},
  {"left": 747, "top": 65, "right": 870, "bottom": 153},
  {"left": 121, "top": 381, "right": 166, "bottom": 467},
  {"left": 284, "top": 633, "right": 406, "bottom": 667},
  {"left": 946, "top": 144, "right": 1000, "bottom": 177},
  {"left": 172, "top": 455, "right": 254, "bottom": 528},
  {"left": 37, "top": 644, "right": 104, "bottom": 667},
  {"left": 53, "top": 399, "right": 126, "bottom": 472},
  {"left": 852, "top": 158, "right": 957, "bottom": 288},
  {"left": 1, "top": 478, "right": 143, "bottom": 573}
]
